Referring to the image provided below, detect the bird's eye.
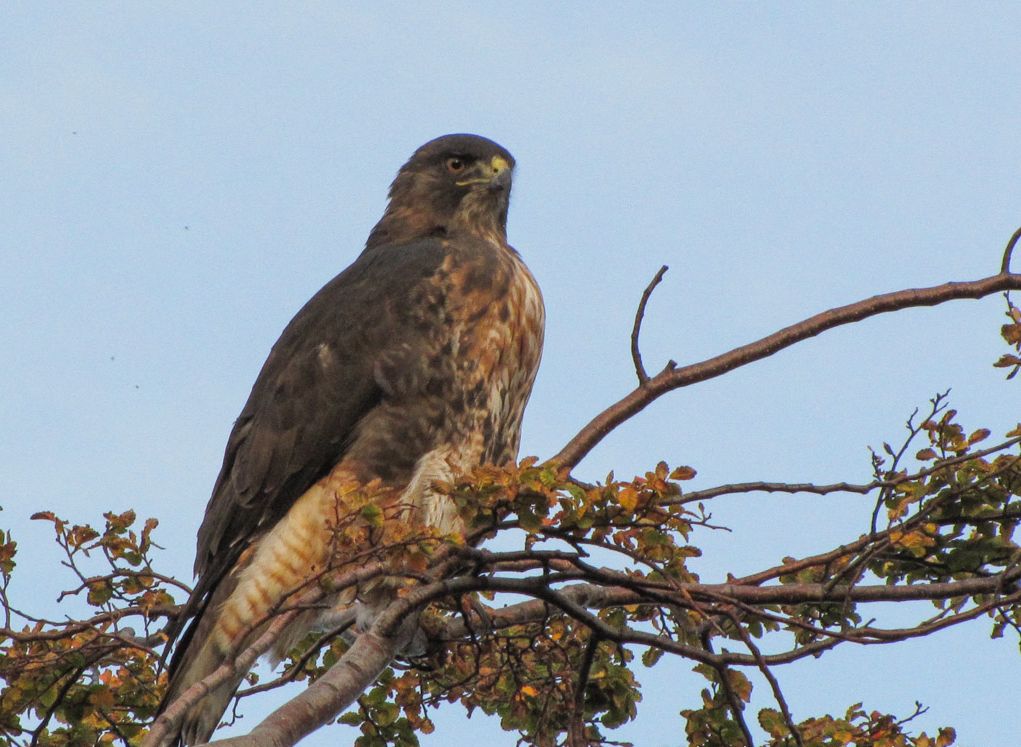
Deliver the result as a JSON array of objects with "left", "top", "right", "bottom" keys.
[{"left": 446, "top": 157, "right": 467, "bottom": 174}]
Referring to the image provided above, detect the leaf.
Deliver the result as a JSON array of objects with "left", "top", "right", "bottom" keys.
[
  {"left": 757, "top": 707, "right": 787, "bottom": 737},
  {"left": 359, "top": 504, "right": 383, "bottom": 528},
  {"left": 517, "top": 505, "right": 543, "bottom": 532},
  {"left": 671, "top": 465, "right": 697, "bottom": 480},
  {"left": 641, "top": 647, "right": 664, "bottom": 668},
  {"left": 937, "top": 727, "right": 957, "bottom": 746},
  {"left": 618, "top": 487, "right": 638, "bottom": 512},
  {"left": 89, "top": 686, "right": 115, "bottom": 710},
  {"left": 968, "top": 428, "right": 991, "bottom": 445}
]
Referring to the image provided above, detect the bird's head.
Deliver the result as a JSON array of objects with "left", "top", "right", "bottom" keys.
[{"left": 368, "top": 134, "right": 516, "bottom": 248}]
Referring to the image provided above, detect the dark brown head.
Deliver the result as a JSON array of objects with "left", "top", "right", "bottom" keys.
[{"left": 367, "top": 134, "right": 516, "bottom": 249}]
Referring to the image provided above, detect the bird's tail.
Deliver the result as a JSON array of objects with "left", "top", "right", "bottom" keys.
[
  {"left": 151, "top": 571, "right": 249, "bottom": 746},
  {"left": 150, "top": 481, "right": 344, "bottom": 745}
]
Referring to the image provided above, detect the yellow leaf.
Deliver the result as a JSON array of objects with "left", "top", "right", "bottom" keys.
[
  {"left": 618, "top": 487, "right": 638, "bottom": 512},
  {"left": 897, "top": 530, "right": 935, "bottom": 550}
]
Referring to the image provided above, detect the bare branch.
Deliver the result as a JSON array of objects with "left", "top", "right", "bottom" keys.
[
  {"left": 554, "top": 269, "right": 1021, "bottom": 469},
  {"left": 1002, "top": 226, "right": 1021, "bottom": 274},
  {"left": 235, "top": 618, "right": 354, "bottom": 698},
  {"left": 630, "top": 264, "right": 669, "bottom": 384},
  {"left": 0, "top": 603, "right": 180, "bottom": 643},
  {"left": 671, "top": 434, "right": 1020, "bottom": 507}
]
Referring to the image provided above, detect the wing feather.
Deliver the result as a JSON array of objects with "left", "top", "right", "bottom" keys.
[{"left": 167, "top": 240, "right": 450, "bottom": 656}]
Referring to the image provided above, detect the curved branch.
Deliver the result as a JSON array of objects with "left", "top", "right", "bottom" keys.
[
  {"left": 0, "top": 603, "right": 180, "bottom": 643},
  {"left": 1002, "top": 226, "right": 1021, "bottom": 274},
  {"left": 630, "top": 265, "right": 669, "bottom": 384},
  {"left": 553, "top": 270, "right": 1021, "bottom": 469}
]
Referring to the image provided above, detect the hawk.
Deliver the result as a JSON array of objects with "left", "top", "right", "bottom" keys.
[{"left": 155, "top": 134, "right": 544, "bottom": 744}]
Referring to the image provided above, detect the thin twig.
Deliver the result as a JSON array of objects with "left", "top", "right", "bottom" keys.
[
  {"left": 670, "top": 436, "right": 1020, "bottom": 507},
  {"left": 30, "top": 666, "right": 86, "bottom": 747},
  {"left": 630, "top": 265, "right": 669, "bottom": 384},
  {"left": 726, "top": 610, "right": 804, "bottom": 747},
  {"left": 702, "top": 635, "right": 755, "bottom": 747},
  {"left": 235, "top": 617, "right": 355, "bottom": 698},
  {"left": 870, "top": 392, "right": 948, "bottom": 535},
  {"left": 1001, "top": 226, "right": 1021, "bottom": 274}
]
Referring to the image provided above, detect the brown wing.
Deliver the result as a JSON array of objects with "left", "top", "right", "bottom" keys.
[{"left": 166, "top": 239, "right": 451, "bottom": 654}]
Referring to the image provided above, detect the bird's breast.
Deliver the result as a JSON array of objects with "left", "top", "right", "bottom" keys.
[{"left": 446, "top": 244, "right": 545, "bottom": 467}]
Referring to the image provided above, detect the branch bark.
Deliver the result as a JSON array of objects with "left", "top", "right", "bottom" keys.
[
  {"left": 630, "top": 264, "right": 669, "bottom": 384},
  {"left": 553, "top": 270, "right": 1021, "bottom": 469},
  {"left": 200, "top": 624, "right": 403, "bottom": 747}
]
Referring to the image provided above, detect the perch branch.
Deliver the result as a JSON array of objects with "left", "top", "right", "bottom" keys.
[{"left": 554, "top": 267, "right": 1021, "bottom": 469}]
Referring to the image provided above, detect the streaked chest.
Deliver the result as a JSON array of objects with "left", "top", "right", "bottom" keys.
[{"left": 443, "top": 242, "right": 545, "bottom": 466}]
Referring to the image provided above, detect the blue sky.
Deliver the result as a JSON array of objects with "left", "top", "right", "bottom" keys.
[{"left": 3, "top": 4, "right": 1021, "bottom": 744}]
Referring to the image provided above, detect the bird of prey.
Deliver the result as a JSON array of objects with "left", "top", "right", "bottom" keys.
[{"left": 154, "top": 134, "right": 545, "bottom": 744}]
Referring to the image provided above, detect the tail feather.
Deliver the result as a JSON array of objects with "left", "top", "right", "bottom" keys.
[
  {"left": 166, "top": 642, "right": 243, "bottom": 745},
  {"left": 155, "top": 563, "right": 247, "bottom": 746},
  {"left": 153, "top": 483, "right": 337, "bottom": 745}
]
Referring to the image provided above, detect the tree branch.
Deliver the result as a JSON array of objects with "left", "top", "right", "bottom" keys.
[
  {"left": 630, "top": 265, "right": 669, "bottom": 384},
  {"left": 671, "top": 433, "right": 1019, "bottom": 506},
  {"left": 725, "top": 609, "right": 803, "bottom": 747},
  {"left": 554, "top": 269, "right": 1021, "bottom": 469},
  {"left": 1002, "top": 226, "right": 1021, "bottom": 274},
  {"left": 566, "top": 633, "right": 599, "bottom": 747},
  {"left": 433, "top": 566, "right": 1021, "bottom": 642}
]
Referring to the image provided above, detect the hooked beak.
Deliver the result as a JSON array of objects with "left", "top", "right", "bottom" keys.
[
  {"left": 456, "top": 155, "right": 513, "bottom": 192},
  {"left": 488, "top": 164, "right": 512, "bottom": 193}
]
